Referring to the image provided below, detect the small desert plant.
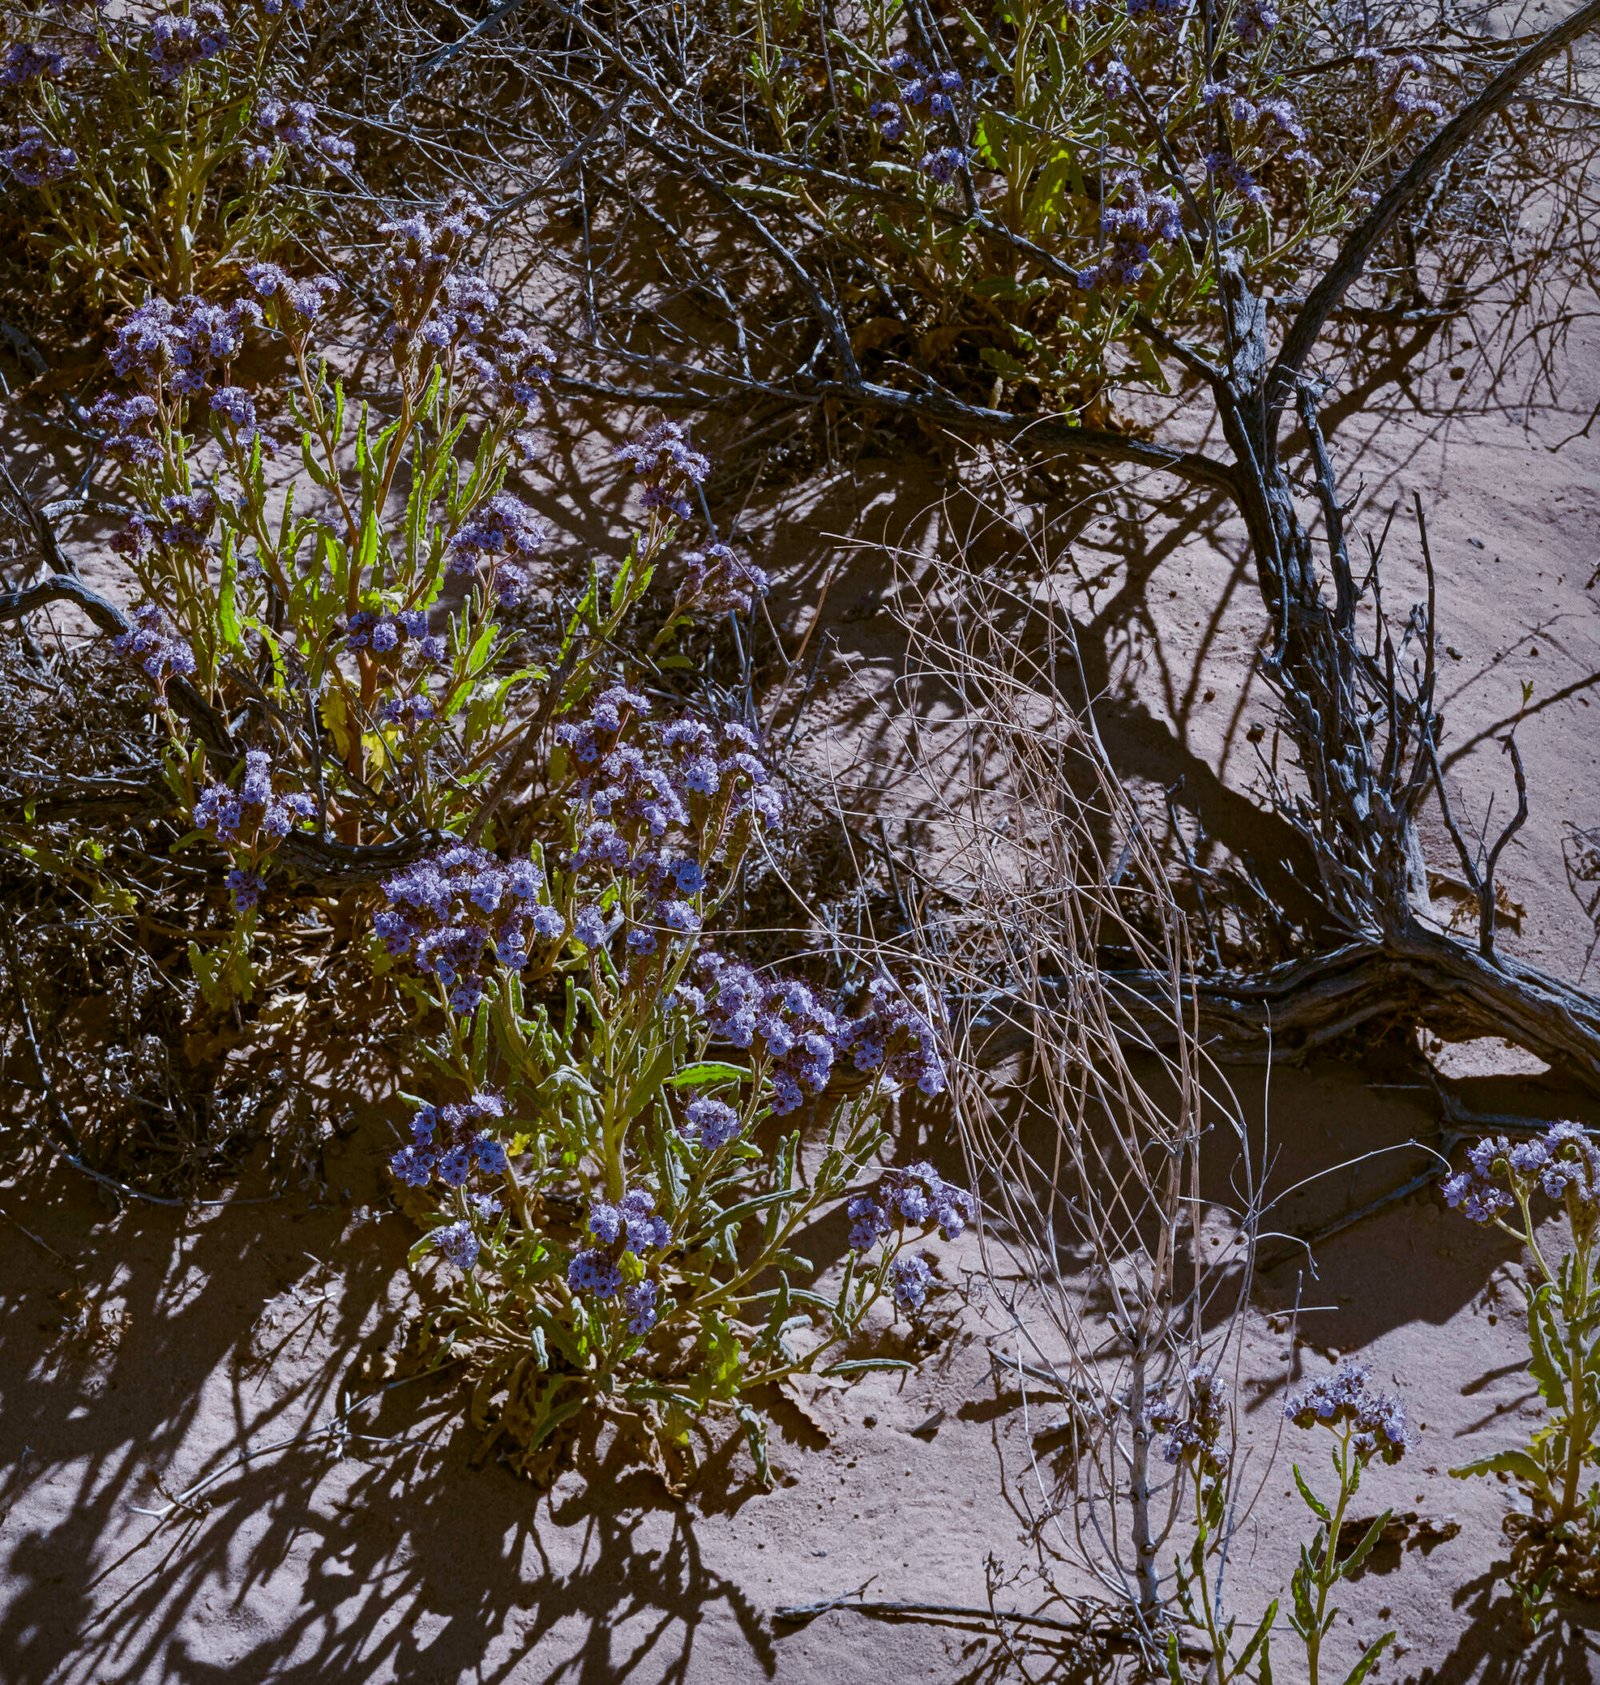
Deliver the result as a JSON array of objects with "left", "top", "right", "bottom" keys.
[
  {"left": 1160, "top": 1358, "right": 1414, "bottom": 1684},
  {"left": 0, "top": 0, "right": 354, "bottom": 317},
  {"left": 1443, "top": 1122, "right": 1600, "bottom": 1615},
  {"left": 72, "top": 193, "right": 576, "bottom": 1003},
  {"left": 379, "top": 770, "right": 972, "bottom": 1482},
  {"left": 9, "top": 182, "right": 976, "bottom": 1484}
]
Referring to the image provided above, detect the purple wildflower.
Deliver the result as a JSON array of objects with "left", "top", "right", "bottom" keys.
[
  {"left": 890, "top": 1253, "right": 934, "bottom": 1311},
  {"left": 1284, "top": 1361, "right": 1413, "bottom": 1464},
  {"left": 431, "top": 1219, "right": 480, "bottom": 1271},
  {"left": 683, "top": 1095, "right": 742, "bottom": 1151},
  {"left": 617, "top": 420, "right": 710, "bottom": 520},
  {"left": 568, "top": 1248, "right": 624, "bottom": 1298}
]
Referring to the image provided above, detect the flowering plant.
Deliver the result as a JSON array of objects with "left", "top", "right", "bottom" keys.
[
  {"left": 80, "top": 194, "right": 588, "bottom": 996},
  {"left": 1158, "top": 1360, "right": 1412, "bottom": 1685},
  {"left": 1443, "top": 1122, "right": 1600, "bottom": 1613},
  {"left": 378, "top": 689, "right": 970, "bottom": 1482},
  {"left": 0, "top": 0, "right": 354, "bottom": 314},
  {"left": 54, "top": 178, "right": 975, "bottom": 1479},
  {"left": 747, "top": 0, "right": 1448, "bottom": 415}
]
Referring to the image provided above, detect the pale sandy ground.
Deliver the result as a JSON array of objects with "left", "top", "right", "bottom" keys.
[{"left": 3, "top": 299, "right": 1600, "bottom": 1683}]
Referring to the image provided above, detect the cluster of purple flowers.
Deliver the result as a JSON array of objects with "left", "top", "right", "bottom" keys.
[
  {"left": 192, "top": 748, "right": 315, "bottom": 846},
  {"left": 1, "top": 41, "right": 66, "bottom": 87},
  {"left": 1203, "top": 151, "right": 1268, "bottom": 209},
  {"left": 1284, "top": 1361, "right": 1413, "bottom": 1465},
  {"left": 111, "top": 603, "right": 196, "bottom": 688},
  {"left": 919, "top": 146, "right": 969, "bottom": 187},
  {"left": 617, "top": 421, "right": 709, "bottom": 521},
  {"left": 889, "top": 1252, "right": 933, "bottom": 1310},
  {"left": 243, "top": 261, "right": 342, "bottom": 326},
  {"left": 410, "top": 270, "right": 555, "bottom": 423},
  {"left": 696, "top": 958, "right": 841, "bottom": 1115},
  {"left": 1233, "top": 0, "right": 1279, "bottom": 46},
  {"left": 147, "top": 3, "right": 228, "bottom": 85},
  {"left": 106, "top": 293, "right": 260, "bottom": 395},
  {"left": 109, "top": 490, "right": 224, "bottom": 568},
  {"left": 376, "top": 844, "right": 587, "bottom": 1012},
  {"left": 345, "top": 608, "right": 446, "bottom": 665},
  {"left": 377, "top": 694, "right": 438, "bottom": 730},
  {"left": 1146, "top": 1363, "right": 1231, "bottom": 1486},
  {"left": 390, "top": 1091, "right": 508, "bottom": 1189},
  {"left": 833, "top": 976, "right": 947, "bottom": 1097},
  {"left": 1441, "top": 1122, "right": 1600, "bottom": 1240},
  {"left": 246, "top": 97, "right": 355, "bottom": 172},
  {"left": 678, "top": 542, "right": 769, "bottom": 616},
  {"left": 1077, "top": 169, "right": 1183, "bottom": 290},
  {"left": 1201, "top": 82, "right": 1317, "bottom": 177},
  {"left": 681, "top": 1094, "right": 743, "bottom": 1151},
  {"left": 429, "top": 1196, "right": 501, "bottom": 1271},
  {"left": 556, "top": 701, "right": 784, "bottom": 958},
  {"left": 378, "top": 192, "right": 489, "bottom": 352},
  {"left": 568, "top": 709, "right": 783, "bottom": 840},
  {"left": 1, "top": 125, "right": 77, "bottom": 186},
  {"left": 1357, "top": 48, "right": 1446, "bottom": 130},
  {"left": 446, "top": 491, "right": 544, "bottom": 607},
  {"left": 226, "top": 867, "right": 265, "bottom": 912},
  {"left": 1095, "top": 54, "right": 1137, "bottom": 105},
  {"left": 681, "top": 960, "right": 946, "bottom": 1117},
  {"left": 566, "top": 1189, "right": 671, "bottom": 1332},
  {"left": 846, "top": 1161, "right": 975, "bottom": 1252},
  {"left": 208, "top": 383, "right": 264, "bottom": 445},
  {"left": 869, "top": 53, "right": 964, "bottom": 146}
]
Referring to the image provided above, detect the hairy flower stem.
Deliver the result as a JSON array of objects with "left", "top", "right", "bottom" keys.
[{"left": 1306, "top": 1430, "right": 1358, "bottom": 1685}]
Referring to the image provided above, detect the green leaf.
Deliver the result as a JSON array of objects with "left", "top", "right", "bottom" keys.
[
  {"left": 1336, "top": 1510, "right": 1390, "bottom": 1581},
  {"left": 1340, "top": 1631, "right": 1396, "bottom": 1685},
  {"left": 217, "top": 530, "right": 242, "bottom": 651},
  {"left": 666, "top": 1061, "right": 750, "bottom": 1088},
  {"left": 736, "top": 1403, "right": 772, "bottom": 1487},
  {"left": 1293, "top": 1462, "right": 1331, "bottom": 1522},
  {"left": 1238, "top": 1597, "right": 1279, "bottom": 1673},
  {"left": 1450, "top": 1448, "right": 1549, "bottom": 1488},
  {"left": 1163, "top": 1631, "right": 1184, "bottom": 1685},
  {"left": 1526, "top": 1284, "right": 1567, "bottom": 1411}
]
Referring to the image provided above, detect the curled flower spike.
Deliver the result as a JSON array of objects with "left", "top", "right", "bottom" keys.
[
  {"left": 390, "top": 1092, "right": 507, "bottom": 1190},
  {"left": 1284, "top": 1361, "right": 1413, "bottom": 1465},
  {"left": 193, "top": 749, "right": 314, "bottom": 846},
  {"left": 623, "top": 1280, "right": 660, "bottom": 1335},
  {"left": 1442, "top": 1121, "right": 1600, "bottom": 1241},
  {"left": 847, "top": 1161, "right": 975, "bottom": 1252},
  {"left": 1146, "top": 1364, "right": 1231, "bottom": 1486},
  {"left": 618, "top": 421, "right": 709, "bottom": 520},
  {"left": 679, "top": 542, "right": 769, "bottom": 616},
  {"left": 112, "top": 603, "right": 195, "bottom": 687}
]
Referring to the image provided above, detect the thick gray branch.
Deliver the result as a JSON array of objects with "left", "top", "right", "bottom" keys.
[{"left": 1268, "top": 0, "right": 1600, "bottom": 438}]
